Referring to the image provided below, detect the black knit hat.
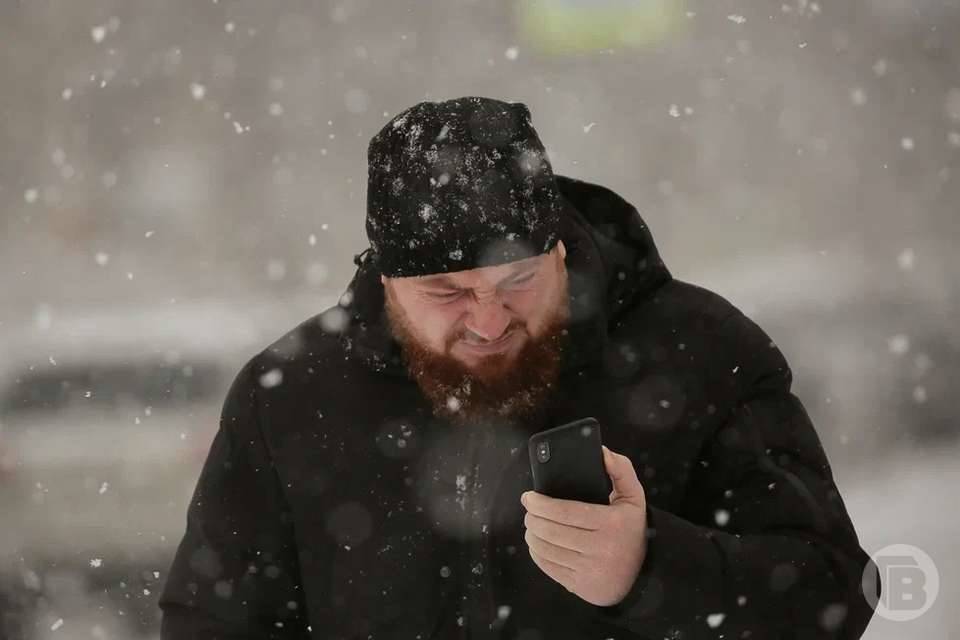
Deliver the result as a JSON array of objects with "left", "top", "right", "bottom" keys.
[{"left": 365, "top": 96, "right": 563, "bottom": 278}]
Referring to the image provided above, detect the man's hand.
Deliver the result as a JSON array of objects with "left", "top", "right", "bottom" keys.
[{"left": 520, "top": 445, "right": 648, "bottom": 607}]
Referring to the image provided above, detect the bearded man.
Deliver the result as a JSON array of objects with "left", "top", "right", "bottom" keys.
[{"left": 160, "top": 97, "right": 880, "bottom": 639}]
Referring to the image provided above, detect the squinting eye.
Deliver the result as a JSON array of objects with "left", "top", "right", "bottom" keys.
[
  {"left": 507, "top": 273, "right": 535, "bottom": 287},
  {"left": 428, "top": 291, "right": 463, "bottom": 301}
]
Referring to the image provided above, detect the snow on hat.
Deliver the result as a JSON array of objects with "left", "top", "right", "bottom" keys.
[{"left": 365, "top": 96, "right": 563, "bottom": 278}]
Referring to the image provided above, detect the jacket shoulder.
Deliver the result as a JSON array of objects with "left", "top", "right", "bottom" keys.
[
  {"left": 653, "top": 278, "right": 742, "bottom": 326},
  {"left": 227, "top": 308, "right": 363, "bottom": 413},
  {"left": 615, "top": 278, "right": 792, "bottom": 392},
  {"left": 672, "top": 278, "right": 792, "bottom": 389},
  {"left": 257, "top": 307, "right": 352, "bottom": 370},
  {"left": 612, "top": 277, "right": 743, "bottom": 339}
]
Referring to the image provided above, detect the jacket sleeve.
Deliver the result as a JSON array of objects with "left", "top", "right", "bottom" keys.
[
  {"left": 595, "top": 310, "right": 881, "bottom": 639},
  {"left": 159, "top": 355, "right": 310, "bottom": 639}
]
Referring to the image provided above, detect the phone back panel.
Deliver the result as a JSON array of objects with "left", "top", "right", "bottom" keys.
[{"left": 528, "top": 417, "right": 611, "bottom": 505}]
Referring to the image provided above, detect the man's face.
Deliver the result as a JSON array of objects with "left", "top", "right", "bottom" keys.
[{"left": 381, "top": 241, "right": 570, "bottom": 422}]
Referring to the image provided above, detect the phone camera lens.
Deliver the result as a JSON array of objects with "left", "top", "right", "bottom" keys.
[{"left": 536, "top": 441, "right": 550, "bottom": 463}]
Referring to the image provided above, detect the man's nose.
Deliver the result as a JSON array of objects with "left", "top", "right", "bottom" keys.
[{"left": 463, "top": 298, "right": 512, "bottom": 342}]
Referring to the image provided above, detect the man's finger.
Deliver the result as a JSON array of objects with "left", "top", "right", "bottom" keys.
[
  {"left": 524, "top": 528, "right": 581, "bottom": 571},
  {"left": 521, "top": 491, "right": 606, "bottom": 529},
  {"left": 602, "top": 445, "right": 644, "bottom": 503},
  {"left": 528, "top": 546, "right": 575, "bottom": 590},
  {"left": 524, "top": 512, "right": 593, "bottom": 552}
]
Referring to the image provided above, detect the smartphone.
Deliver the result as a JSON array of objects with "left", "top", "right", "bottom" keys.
[{"left": 528, "top": 417, "right": 612, "bottom": 505}]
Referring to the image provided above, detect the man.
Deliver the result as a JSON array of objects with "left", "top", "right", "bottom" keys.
[{"left": 160, "top": 97, "right": 880, "bottom": 639}]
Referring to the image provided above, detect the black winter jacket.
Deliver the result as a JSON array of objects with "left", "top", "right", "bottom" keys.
[{"left": 160, "top": 176, "right": 880, "bottom": 639}]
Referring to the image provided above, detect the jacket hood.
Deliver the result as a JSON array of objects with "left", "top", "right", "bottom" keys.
[{"left": 328, "top": 175, "right": 672, "bottom": 377}]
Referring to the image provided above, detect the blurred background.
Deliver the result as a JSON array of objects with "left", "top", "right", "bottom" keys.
[{"left": 1, "top": 0, "right": 958, "bottom": 637}]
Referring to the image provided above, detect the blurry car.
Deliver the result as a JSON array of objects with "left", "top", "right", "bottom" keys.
[
  {"left": 687, "top": 245, "right": 960, "bottom": 463},
  {"left": 0, "top": 292, "right": 335, "bottom": 638},
  {"left": 516, "top": 0, "right": 686, "bottom": 54}
]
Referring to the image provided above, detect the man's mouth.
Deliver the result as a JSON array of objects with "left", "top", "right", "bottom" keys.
[{"left": 458, "top": 331, "right": 518, "bottom": 354}]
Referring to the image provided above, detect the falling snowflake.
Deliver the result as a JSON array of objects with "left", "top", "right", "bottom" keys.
[
  {"left": 727, "top": 14, "right": 746, "bottom": 24},
  {"left": 897, "top": 248, "right": 915, "bottom": 270},
  {"left": 913, "top": 386, "right": 927, "bottom": 404},
  {"left": 706, "top": 612, "right": 726, "bottom": 628},
  {"left": 887, "top": 334, "right": 910, "bottom": 356},
  {"left": 259, "top": 368, "right": 283, "bottom": 388},
  {"left": 820, "top": 603, "right": 848, "bottom": 631}
]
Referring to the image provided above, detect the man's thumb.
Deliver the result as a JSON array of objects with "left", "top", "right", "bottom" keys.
[{"left": 602, "top": 445, "right": 644, "bottom": 502}]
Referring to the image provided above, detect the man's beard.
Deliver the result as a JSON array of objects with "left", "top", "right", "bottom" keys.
[{"left": 384, "top": 286, "right": 569, "bottom": 426}]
